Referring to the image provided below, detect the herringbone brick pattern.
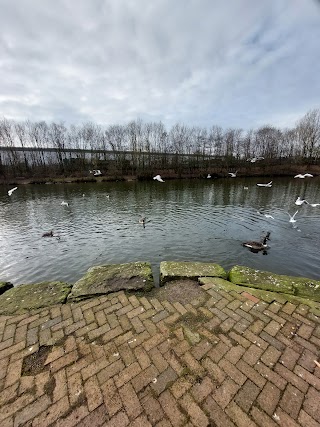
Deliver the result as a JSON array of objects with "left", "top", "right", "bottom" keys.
[{"left": 0, "top": 283, "right": 320, "bottom": 426}]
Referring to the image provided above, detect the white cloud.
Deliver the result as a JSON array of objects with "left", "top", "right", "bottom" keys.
[{"left": 0, "top": 0, "right": 319, "bottom": 129}]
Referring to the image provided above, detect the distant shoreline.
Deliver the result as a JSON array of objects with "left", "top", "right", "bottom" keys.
[{"left": 1, "top": 164, "right": 320, "bottom": 186}]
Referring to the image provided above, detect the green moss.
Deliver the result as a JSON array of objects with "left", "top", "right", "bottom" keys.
[
  {"left": 160, "top": 261, "right": 227, "bottom": 286},
  {"left": 0, "top": 281, "right": 72, "bottom": 315}
]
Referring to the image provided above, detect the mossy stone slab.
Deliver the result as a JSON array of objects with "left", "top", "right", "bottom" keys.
[
  {"left": 160, "top": 261, "right": 227, "bottom": 286},
  {"left": 68, "top": 261, "right": 154, "bottom": 302},
  {"left": 0, "top": 282, "right": 72, "bottom": 315},
  {"left": 228, "top": 266, "right": 320, "bottom": 301},
  {"left": 0, "top": 281, "right": 13, "bottom": 295}
]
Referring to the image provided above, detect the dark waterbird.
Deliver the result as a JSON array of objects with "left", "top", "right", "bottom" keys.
[{"left": 242, "top": 232, "right": 271, "bottom": 251}]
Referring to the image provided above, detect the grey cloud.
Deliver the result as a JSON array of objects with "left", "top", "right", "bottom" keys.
[{"left": 0, "top": 0, "right": 319, "bottom": 129}]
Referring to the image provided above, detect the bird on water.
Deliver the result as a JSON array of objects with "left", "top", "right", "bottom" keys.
[{"left": 242, "top": 232, "right": 271, "bottom": 251}]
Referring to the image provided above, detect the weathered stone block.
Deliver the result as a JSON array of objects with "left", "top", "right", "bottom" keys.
[
  {"left": 228, "top": 265, "right": 320, "bottom": 301},
  {"left": 68, "top": 261, "right": 154, "bottom": 302},
  {"left": 0, "top": 281, "right": 72, "bottom": 315},
  {"left": 0, "top": 281, "right": 13, "bottom": 295},
  {"left": 159, "top": 261, "right": 227, "bottom": 286}
]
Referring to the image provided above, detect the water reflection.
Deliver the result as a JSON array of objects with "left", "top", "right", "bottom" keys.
[{"left": 0, "top": 177, "right": 320, "bottom": 286}]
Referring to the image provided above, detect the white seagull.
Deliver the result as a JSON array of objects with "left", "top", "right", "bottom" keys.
[
  {"left": 286, "top": 211, "right": 299, "bottom": 223},
  {"left": 257, "top": 181, "right": 272, "bottom": 187},
  {"left": 8, "top": 187, "right": 18, "bottom": 196},
  {"left": 295, "top": 196, "right": 308, "bottom": 206},
  {"left": 207, "top": 174, "right": 211, "bottom": 179},
  {"left": 294, "top": 173, "right": 313, "bottom": 178},
  {"left": 228, "top": 171, "right": 238, "bottom": 178},
  {"left": 89, "top": 169, "right": 102, "bottom": 176},
  {"left": 61, "top": 201, "right": 69, "bottom": 207},
  {"left": 264, "top": 214, "right": 274, "bottom": 219},
  {"left": 153, "top": 174, "right": 165, "bottom": 182},
  {"left": 247, "top": 156, "right": 264, "bottom": 163},
  {"left": 309, "top": 203, "right": 320, "bottom": 207}
]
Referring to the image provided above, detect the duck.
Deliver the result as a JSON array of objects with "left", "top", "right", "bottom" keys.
[
  {"left": 42, "top": 230, "right": 54, "bottom": 238},
  {"left": 242, "top": 232, "right": 270, "bottom": 251}
]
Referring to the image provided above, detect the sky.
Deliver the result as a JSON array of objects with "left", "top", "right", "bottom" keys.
[{"left": 0, "top": 0, "right": 319, "bottom": 131}]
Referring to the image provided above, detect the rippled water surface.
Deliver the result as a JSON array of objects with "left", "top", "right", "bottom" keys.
[{"left": 1, "top": 177, "right": 320, "bottom": 286}]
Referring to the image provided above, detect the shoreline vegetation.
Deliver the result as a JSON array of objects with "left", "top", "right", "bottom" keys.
[{"left": 0, "top": 108, "right": 320, "bottom": 182}]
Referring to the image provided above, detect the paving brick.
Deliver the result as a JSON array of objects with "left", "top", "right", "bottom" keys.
[
  {"left": 212, "top": 378, "right": 240, "bottom": 409},
  {"left": 179, "top": 392, "right": 209, "bottom": 427},
  {"left": 257, "top": 381, "right": 281, "bottom": 415},
  {"left": 298, "top": 409, "right": 320, "bottom": 427},
  {"left": 234, "top": 379, "right": 260, "bottom": 412},
  {"left": 236, "top": 359, "right": 266, "bottom": 389},
  {"left": 14, "top": 394, "right": 51, "bottom": 426},
  {"left": 225, "top": 401, "right": 257, "bottom": 427},
  {"left": 261, "top": 345, "right": 281, "bottom": 367},
  {"left": 280, "top": 383, "right": 304, "bottom": 419},
  {"left": 203, "top": 395, "right": 235, "bottom": 427},
  {"left": 274, "top": 363, "right": 309, "bottom": 393},
  {"left": 151, "top": 366, "right": 178, "bottom": 395},
  {"left": 141, "top": 395, "right": 164, "bottom": 424},
  {"left": 84, "top": 375, "right": 103, "bottom": 412},
  {"left": 159, "top": 390, "right": 186, "bottom": 426},
  {"left": 219, "top": 358, "right": 247, "bottom": 385},
  {"left": 31, "top": 395, "right": 70, "bottom": 426},
  {"left": 303, "top": 387, "right": 320, "bottom": 423},
  {"left": 119, "top": 381, "right": 142, "bottom": 419}
]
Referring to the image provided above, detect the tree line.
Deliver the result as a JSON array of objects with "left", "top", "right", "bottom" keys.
[{"left": 0, "top": 108, "right": 319, "bottom": 178}]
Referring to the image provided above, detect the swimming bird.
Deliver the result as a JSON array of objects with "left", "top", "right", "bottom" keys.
[
  {"left": 89, "top": 169, "right": 102, "bottom": 176},
  {"left": 207, "top": 174, "right": 211, "bottom": 179},
  {"left": 247, "top": 157, "right": 264, "bottom": 163},
  {"left": 8, "top": 187, "right": 18, "bottom": 196},
  {"left": 42, "top": 230, "right": 54, "bottom": 237},
  {"left": 257, "top": 181, "right": 272, "bottom": 187},
  {"left": 242, "top": 232, "right": 270, "bottom": 251},
  {"left": 153, "top": 174, "right": 165, "bottom": 182},
  {"left": 264, "top": 214, "right": 274, "bottom": 219},
  {"left": 139, "top": 217, "right": 146, "bottom": 224},
  {"left": 295, "top": 196, "right": 308, "bottom": 206},
  {"left": 61, "top": 201, "right": 69, "bottom": 207},
  {"left": 228, "top": 171, "right": 238, "bottom": 178},
  {"left": 243, "top": 186, "right": 248, "bottom": 190},
  {"left": 309, "top": 203, "right": 320, "bottom": 207},
  {"left": 294, "top": 173, "right": 313, "bottom": 178},
  {"left": 286, "top": 211, "right": 299, "bottom": 223}
]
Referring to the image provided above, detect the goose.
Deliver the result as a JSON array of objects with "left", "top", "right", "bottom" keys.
[
  {"left": 294, "top": 173, "right": 313, "bottom": 178},
  {"left": 153, "top": 174, "right": 165, "bottom": 182},
  {"left": 257, "top": 181, "right": 272, "bottom": 187},
  {"left": 242, "top": 232, "right": 270, "bottom": 250},
  {"left": 295, "top": 196, "right": 308, "bottom": 206},
  {"left": 42, "top": 230, "right": 54, "bottom": 237},
  {"left": 8, "top": 187, "right": 18, "bottom": 196},
  {"left": 228, "top": 171, "right": 238, "bottom": 178}
]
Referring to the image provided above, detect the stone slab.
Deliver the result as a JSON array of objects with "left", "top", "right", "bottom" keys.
[
  {"left": 0, "top": 281, "right": 72, "bottom": 315},
  {"left": 160, "top": 261, "right": 227, "bottom": 285},
  {"left": 68, "top": 261, "right": 154, "bottom": 302},
  {"left": 228, "top": 265, "right": 320, "bottom": 302}
]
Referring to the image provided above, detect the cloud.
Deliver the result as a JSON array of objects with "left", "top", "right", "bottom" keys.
[{"left": 0, "top": 0, "right": 319, "bottom": 130}]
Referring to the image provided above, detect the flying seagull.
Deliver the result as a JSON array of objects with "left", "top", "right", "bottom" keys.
[
  {"left": 8, "top": 187, "right": 18, "bottom": 196},
  {"left": 294, "top": 173, "right": 313, "bottom": 178},
  {"left": 61, "top": 201, "right": 69, "bottom": 207},
  {"left": 153, "top": 175, "right": 165, "bottom": 182},
  {"left": 286, "top": 211, "right": 299, "bottom": 223},
  {"left": 247, "top": 157, "right": 264, "bottom": 163},
  {"left": 89, "top": 169, "right": 102, "bottom": 176},
  {"left": 256, "top": 181, "right": 272, "bottom": 187}
]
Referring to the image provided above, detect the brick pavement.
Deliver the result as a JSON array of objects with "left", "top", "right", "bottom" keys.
[{"left": 1, "top": 281, "right": 320, "bottom": 427}]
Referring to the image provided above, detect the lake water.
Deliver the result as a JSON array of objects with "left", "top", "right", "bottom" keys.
[{"left": 1, "top": 177, "right": 320, "bottom": 286}]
